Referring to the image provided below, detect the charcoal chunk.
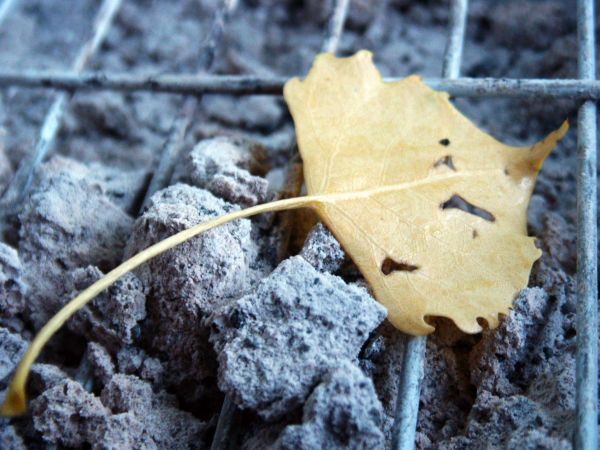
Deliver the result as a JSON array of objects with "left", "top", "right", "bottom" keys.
[
  {"left": 0, "top": 243, "right": 26, "bottom": 318},
  {"left": 0, "top": 327, "right": 27, "bottom": 384},
  {"left": 126, "top": 183, "right": 263, "bottom": 385},
  {"left": 273, "top": 360, "right": 385, "bottom": 450},
  {"left": 172, "top": 137, "right": 270, "bottom": 207},
  {"left": 300, "top": 223, "right": 345, "bottom": 273},
  {"left": 100, "top": 374, "right": 207, "bottom": 449},
  {"left": 31, "top": 379, "right": 110, "bottom": 448},
  {"left": 210, "top": 256, "right": 387, "bottom": 420},
  {"left": 65, "top": 266, "right": 146, "bottom": 351},
  {"left": 19, "top": 160, "right": 133, "bottom": 326}
]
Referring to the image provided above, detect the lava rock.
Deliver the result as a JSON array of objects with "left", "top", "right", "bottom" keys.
[
  {"left": 0, "top": 243, "right": 26, "bottom": 318},
  {"left": 19, "top": 160, "right": 133, "bottom": 326},
  {"left": 100, "top": 374, "right": 207, "bottom": 449},
  {"left": 273, "top": 360, "right": 385, "bottom": 449},
  {"left": 31, "top": 379, "right": 110, "bottom": 448},
  {"left": 172, "top": 137, "right": 270, "bottom": 207},
  {"left": 126, "top": 183, "right": 263, "bottom": 387},
  {"left": 65, "top": 266, "right": 146, "bottom": 352},
  {"left": 300, "top": 223, "right": 345, "bottom": 273},
  {"left": 210, "top": 256, "right": 387, "bottom": 420},
  {"left": 0, "top": 327, "right": 27, "bottom": 384}
]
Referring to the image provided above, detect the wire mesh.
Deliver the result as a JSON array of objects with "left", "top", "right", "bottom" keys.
[
  {"left": 0, "top": 0, "right": 596, "bottom": 449},
  {"left": 0, "top": 0, "right": 123, "bottom": 216}
]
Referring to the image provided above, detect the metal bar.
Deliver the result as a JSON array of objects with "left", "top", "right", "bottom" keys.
[
  {"left": 0, "top": 0, "right": 122, "bottom": 210},
  {"left": 392, "top": 2, "right": 468, "bottom": 450},
  {"left": 2, "top": 71, "right": 600, "bottom": 100},
  {"left": 574, "top": 0, "right": 597, "bottom": 449},
  {"left": 209, "top": 395, "right": 237, "bottom": 450},
  {"left": 0, "top": 0, "right": 18, "bottom": 29},
  {"left": 320, "top": 0, "right": 350, "bottom": 53},
  {"left": 140, "top": 0, "right": 238, "bottom": 207}
]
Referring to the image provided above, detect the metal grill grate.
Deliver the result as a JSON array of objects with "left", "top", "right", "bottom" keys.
[{"left": 0, "top": 1, "right": 597, "bottom": 449}]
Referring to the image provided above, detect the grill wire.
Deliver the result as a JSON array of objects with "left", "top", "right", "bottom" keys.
[{"left": 0, "top": 0, "right": 597, "bottom": 449}]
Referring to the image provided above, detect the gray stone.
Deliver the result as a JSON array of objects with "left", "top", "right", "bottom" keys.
[
  {"left": 300, "top": 223, "right": 345, "bottom": 273},
  {"left": 172, "top": 137, "right": 270, "bottom": 207},
  {"left": 210, "top": 256, "right": 387, "bottom": 420},
  {"left": 126, "top": 183, "right": 262, "bottom": 386},
  {"left": 0, "top": 327, "right": 27, "bottom": 383},
  {"left": 84, "top": 342, "right": 116, "bottom": 387},
  {"left": 65, "top": 266, "right": 146, "bottom": 351},
  {"left": 273, "top": 361, "right": 385, "bottom": 450},
  {"left": 100, "top": 374, "right": 207, "bottom": 450},
  {"left": 31, "top": 379, "right": 110, "bottom": 448},
  {"left": 28, "top": 363, "right": 69, "bottom": 397},
  {"left": 0, "top": 423, "right": 26, "bottom": 450},
  {"left": 19, "top": 160, "right": 133, "bottom": 326},
  {"left": 0, "top": 243, "right": 26, "bottom": 318}
]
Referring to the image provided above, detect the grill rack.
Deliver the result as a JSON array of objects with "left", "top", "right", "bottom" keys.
[{"left": 0, "top": 1, "right": 596, "bottom": 449}]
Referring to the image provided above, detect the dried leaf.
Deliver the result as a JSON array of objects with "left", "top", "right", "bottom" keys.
[
  {"left": 1, "top": 51, "right": 567, "bottom": 416},
  {"left": 283, "top": 50, "right": 567, "bottom": 334}
]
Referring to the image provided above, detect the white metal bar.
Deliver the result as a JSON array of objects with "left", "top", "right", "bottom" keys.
[{"left": 574, "top": 1, "right": 598, "bottom": 449}]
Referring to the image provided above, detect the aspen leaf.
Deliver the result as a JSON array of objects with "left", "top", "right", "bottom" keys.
[
  {"left": 284, "top": 50, "right": 568, "bottom": 335},
  {"left": 1, "top": 50, "right": 567, "bottom": 416}
]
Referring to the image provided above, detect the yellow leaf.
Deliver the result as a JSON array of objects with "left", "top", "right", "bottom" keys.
[
  {"left": 283, "top": 50, "right": 567, "bottom": 335},
  {"left": 1, "top": 50, "right": 567, "bottom": 416}
]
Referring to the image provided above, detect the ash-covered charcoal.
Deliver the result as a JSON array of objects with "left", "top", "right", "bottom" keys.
[
  {"left": 64, "top": 266, "right": 146, "bottom": 352},
  {"left": 172, "top": 137, "right": 270, "bottom": 207},
  {"left": 125, "top": 183, "right": 266, "bottom": 394},
  {"left": 31, "top": 374, "right": 208, "bottom": 449},
  {"left": 435, "top": 285, "right": 577, "bottom": 448},
  {"left": 0, "top": 423, "right": 26, "bottom": 450},
  {"left": 0, "top": 243, "right": 26, "bottom": 318},
  {"left": 28, "top": 363, "right": 69, "bottom": 397},
  {"left": 0, "top": 327, "right": 27, "bottom": 384},
  {"left": 18, "top": 159, "right": 133, "bottom": 327},
  {"left": 272, "top": 360, "right": 385, "bottom": 450},
  {"left": 299, "top": 222, "right": 346, "bottom": 273},
  {"left": 116, "top": 346, "right": 164, "bottom": 386},
  {"left": 100, "top": 374, "right": 208, "bottom": 450},
  {"left": 78, "top": 342, "right": 116, "bottom": 388},
  {"left": 0, "top": 145, "right": 13, "bottom": 194},
  {"left": 31, "top": 378, "right": 110, "bottom": 448},
  {"left": 209, "top": 256, "right": 387, "bottom": 421}
]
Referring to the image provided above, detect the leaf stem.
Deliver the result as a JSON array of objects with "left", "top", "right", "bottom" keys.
[{"left": 1, "top": 195, "right": 317, "bottom": 416}]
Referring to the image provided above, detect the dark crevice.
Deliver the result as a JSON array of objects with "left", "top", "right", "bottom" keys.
[
  {"left": 440, "top": 194, "right": 496, "bottom": 222},
  {"left": 381, "top": 257, "right": 419, "bottom": 275},
  {"left": 433, "top": 155, "right": 456, "bottom": 171}
]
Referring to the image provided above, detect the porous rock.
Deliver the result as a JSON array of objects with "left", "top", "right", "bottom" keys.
[
  {"left": 100, "top": 374, "right": 207, "bottom": 450},
  {"left": 31, "top": 379, "right": 110, "bottom": 448},
  {"left": 172, "top": 136, "right": 270, "bottom": 207},
  {"left": 273, "top": 360, "right": 385, "bottom": 450},
  {"left": 19, "top": 160, "right": 133, "bottom": 326},
  {"left": 210, "top": 256, "right": 387, "bottom": 420},
  {"left": 65, "top": 266, "right": 146, "bottom": 352},
  {"left": 31, "top": 374, "right": 207, "bottom": 449},
  {"left": 299, "top": 222, "right": 345, "bottom": 273},
  {"left": 126, "top": 183, "right": 262, "bottom": 385},
  {"left": 0, "top": 327, "right": 27, "bottom": 383},
  {"left": 81, "top": 342, "right": 115, "bottom": 387},
  {"left": 0, "top": 423, "right": 26, "bottom": 450},
  {"left": 0, "top": 243, "right": 26, "bottom": 317}
]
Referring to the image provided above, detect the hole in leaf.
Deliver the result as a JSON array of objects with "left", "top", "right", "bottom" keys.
[
  {"left": 439, "top": 138, "right": 450, "bottom": 146},
  {"left": 433, "top": 155, "right": 456, "bottom": 171},
  {"left": 440, "top": 195, "right": 496, "bottom": 222},
  {"left": 381, "top": 257, "right": 419, "bottom": 275}
]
